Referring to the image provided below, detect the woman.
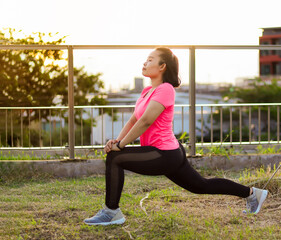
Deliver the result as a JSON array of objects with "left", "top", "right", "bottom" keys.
[{"left": 84, "top": 47, "right": 268, "bottom": 226}]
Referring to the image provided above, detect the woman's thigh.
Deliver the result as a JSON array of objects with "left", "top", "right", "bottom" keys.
[{"left": 106, "top": 146, "right": 184, "bottom": 176}]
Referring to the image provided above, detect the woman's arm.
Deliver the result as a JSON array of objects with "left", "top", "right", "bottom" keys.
[
  {"left": 116, "top": 100, "right": 165, "bottom": 149},
  {"left": 116, "top": 113, "right": 137, "bottom": 141},
  {"left": 104, "top": 113, "right": 137, "bottom": 153}
]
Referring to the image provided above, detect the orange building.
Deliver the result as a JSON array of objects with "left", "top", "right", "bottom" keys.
[{"left": 259, "top": 27, "right": 281, "bottom": 76}]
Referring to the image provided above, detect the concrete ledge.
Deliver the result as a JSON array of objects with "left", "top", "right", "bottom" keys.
[
  {"left": 0, "top": 159, "right": 105, "bottom": 177},
  {"left": 0, "top": 154, "right": 280, "bottom": 177},
  {"left": 188, "top": 154, "right": 281, "bottom": 170}
]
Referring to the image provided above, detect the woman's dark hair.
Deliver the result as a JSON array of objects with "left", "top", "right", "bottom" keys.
[{"left": 155, "top": 47, "right": 181, "bottom": 87}]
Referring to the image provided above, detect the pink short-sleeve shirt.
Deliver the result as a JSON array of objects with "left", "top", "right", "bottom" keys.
[{"left": 134, "top": 82, "right": 179, "bottom": 150}]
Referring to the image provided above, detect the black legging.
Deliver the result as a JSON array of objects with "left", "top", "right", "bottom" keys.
[{"left": 105, "top": 142, "right": 250, "bottom": 209}]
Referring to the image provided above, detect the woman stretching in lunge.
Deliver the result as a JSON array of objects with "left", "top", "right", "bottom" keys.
[{"left": 84, "top": 47, "right": 268, "bottom": 226}]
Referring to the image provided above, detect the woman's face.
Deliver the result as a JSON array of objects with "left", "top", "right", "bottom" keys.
[{"left": 142, "top": 50, "right": 165, "bottom": 78}]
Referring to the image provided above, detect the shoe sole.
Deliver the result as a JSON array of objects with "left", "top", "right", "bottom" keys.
[
  {"left": 254, "top": 189, "right": 268, "bottom": 214},
  {"left": 84, "top": 217, "right": 125, "bottom": 226}
]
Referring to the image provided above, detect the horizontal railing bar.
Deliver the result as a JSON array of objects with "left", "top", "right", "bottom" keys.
[
  {"left": 1, "top": 103, "right": 281, "bottom": 110},
  {"left": 0, "top": 106, "right": 68, "bottom": 110},
  {"left": 73, "top": 45, "right": 192, "bottom": 49},
  {"left": 1, "top": 140, "right": 280, "bottom": 151},
  {"left": 1, "top": 44, "right": 281, "bottom": 50},
  {"left": 0, "top": 145, "right": 141, "bottom": 150},
  {"left": 0, "top": 105, "right": 134, "bottom": 110},
  {"left": 194, "top": 103, "right": 281, "bottom": 107},
  {"left": 196, "top": 141, "right": 281, "bottom": 146},
  {"left": 190, "top": 45, "right": 281, "bottom": 50},
  {"left": 69, "top": 45, "right": 281, "bottom": 50},
  {"left": 0, "top": 45, "right": 68, "bottom": 50}
]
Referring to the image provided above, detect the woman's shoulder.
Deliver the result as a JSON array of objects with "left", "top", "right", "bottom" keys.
[
  {"left": 156, "top": 83, "right": 175, "bottom": 93},
  {"left": 143, "top": 86, "right": 152, "bottom": 91},
  {"left": 141, "top": 86, "right": 152, "bottom": 95},
  {"left": 151, "top": 83, "right": 175, "bottom": 106}
]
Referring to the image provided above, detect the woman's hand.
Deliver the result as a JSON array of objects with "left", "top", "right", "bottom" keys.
[
  {"left": 110, "top": 143, "right": 121, "bottom": 152},
  {"left": 104, "top": 139, "right": 118, "bottom": 153}
]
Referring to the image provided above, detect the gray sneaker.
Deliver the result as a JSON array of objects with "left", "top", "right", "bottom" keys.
[
  {"left": 84, "top": 207, "right": 125, "bottom": 226},
  {"left": 245, "top": 187, "right": 268, "bottom": 214}
]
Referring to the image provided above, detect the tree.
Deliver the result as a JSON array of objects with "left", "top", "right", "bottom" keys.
[
  {"left": 222, "top": 78, "right": 281, "bottom": 103},
  {"left": 0, "top": 28, "right": 109, "bottom": 147},
  {"left": 209, "top": 78, "right": 281, "bottom": 143},
  {"left": 0, "top": 28, "right": 107, "bottom": 108}
]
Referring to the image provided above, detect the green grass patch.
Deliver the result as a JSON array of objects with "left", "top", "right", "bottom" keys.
[
  {"left": 0, "top": 167, "right": 280, "bottom": 239},
  {"left": 0, "top": 151, "right": 53, "bottom": 161},
  {"left": 1, "top": 144, "right": 281, "bottom": 161},
  {"left": 0, "top": 149, "right": 107, "bottom": 161}
]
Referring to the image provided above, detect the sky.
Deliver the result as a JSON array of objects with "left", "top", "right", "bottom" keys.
[{"left": 1, "top": 0, "right": 281, "bottom": 91}]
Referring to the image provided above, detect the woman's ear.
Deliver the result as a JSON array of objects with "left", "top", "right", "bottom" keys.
[{"left": 160, "top": 63, "right": 166, "bottom": 72}]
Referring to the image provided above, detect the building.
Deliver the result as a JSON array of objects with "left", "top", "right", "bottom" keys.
[
  {"left": 133, "top": 77, "right": 144, "bottom": 92},
  {"left": 259, "top": 27, "right": 281, "bottom": 76}
]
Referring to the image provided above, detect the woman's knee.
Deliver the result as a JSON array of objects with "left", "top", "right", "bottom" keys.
[
  {"left": 187, "top": 179, "right": 209, "bottom": 194},
  {"left": 105, "top": 151, "right": 120, "bottom": 167}
]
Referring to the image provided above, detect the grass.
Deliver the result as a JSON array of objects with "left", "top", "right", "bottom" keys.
[
  {"left": 1, "top": 144, "right": 281, "bottom": 161},
  {"left": 0, "top": 150, "right": 107, "bottom": 161},
  {"left": 196, "top": 144, "right": 281, "bottom": 157},
  {"left": 0, "top": 151, "right": 53, "bottom": 161},
  {"left": 0, "top": 166, "right": 280, "bottom": 239}
]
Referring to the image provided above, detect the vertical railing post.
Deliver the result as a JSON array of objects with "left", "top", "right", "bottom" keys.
[
  {"left": 5, "top": 109, "right": 8, "bottom": 147},
  {"left": 11, "top": 110, "right": 13, "bottom": 147},
  {"left": 189, "top": 47, "right": 196, "bottom": 156},
  {"left": 181, "top": 106, "right": 184, "bottom": 143},
  {"left": 230, "top": 106, "right": 232, "bottom": 145},
  {"left": 277, "top": 105, "right": 280, "bottom": 143},
  {"left": 90, "top": 108, "right": 93, "bottom": 147},
  {"left": 258, "top": 107, "right": 261, "bottom": 143},
  {"left": 249, "top": 106, "right": 251, "bottom": 144},
  {"left": 201, "top": 106, "right": 203, "bottom": 146},
  {"left": 211, "top": 106, "right": 213, "bottom": 145},
  {"left": 21, "top": 110, "right": 23, "bottom": 147},
  {"left": 39, "top": 109, "right": 42, "bottom": 147},
  {"left": 60, "top": 110, "right": 62, "bottom": 147},
  {"left": 220, "top": 107, "right": 223, "bottom": 145},
  {"left": 68, "top": 46, "right": 75, "bottom": 160},
  {"left": 239, "top": 107, "right": 242, "bottom": 144}
]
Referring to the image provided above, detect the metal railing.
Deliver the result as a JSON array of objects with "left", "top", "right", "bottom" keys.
[
  {"left": 1, "top": 103, "right": 281, "bottom": 150},
  {"left": 1, "top": 44, "right": 281, "bottom": 158}
]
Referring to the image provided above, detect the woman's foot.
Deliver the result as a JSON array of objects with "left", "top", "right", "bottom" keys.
[
  {"left": 245, "top": 187, "right": 268, "bottom": 214},
  {"left": 84, "top": 206, "right": 125, "bottom": 226}
]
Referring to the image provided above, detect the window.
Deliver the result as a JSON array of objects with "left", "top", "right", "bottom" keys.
[
  {"left": 276, "top": 63, "right": 281, "bottom": 75},
  {"left": 261, "top": 64, "right": 271, "bottom": 75},
  {"left": 260, "top": 42, "right": 270, "bottom": 56},
  {"left": 278, "top": 39, "right": 281, "bottom": 57}
]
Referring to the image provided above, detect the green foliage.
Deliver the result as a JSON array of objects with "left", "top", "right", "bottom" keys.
[
  {"left": 196, "top": 147, "right": 204, "bottom": 155},
  {"left": 0, "top": 151, "right": 52, "bottom": 160},
  {"left": 206, "top": 145, "right": 236, "bottom": 156},
  {"left": 75, "top": 149, "right": 107, "bottom": 160},
  {"left": 204, "top": 80, "right": 281, "bottom": 143},
  {"left": 222, "top": 78, "right": 281, "bottom": 103},
  {"left": 0, "top": 28, "right": 113, "bottom": 147},
  {"left": 179, "top": 131, "right": 189, "bottom": 142},
  {"left": 1, "top": 29, "right": 65, "bottom": 107},
  {"left": 238, "top": 164, "right": 281, "bottom": 189},
  {"left": 196, "top": 144, "right": 281, "bottom": 156},
  {"left": 256, "top": 145, "right": 281, "bottom": 154},
  {"left": 0, "top": 28, "right": 108, "bottom": 110},
  {"left": 211, "top": 78, "right": 281, "bottom": 143}
]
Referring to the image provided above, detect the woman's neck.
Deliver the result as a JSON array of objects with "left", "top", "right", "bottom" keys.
[{"left": 150, "top": 77, "right": 163, "bottom": 89}]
